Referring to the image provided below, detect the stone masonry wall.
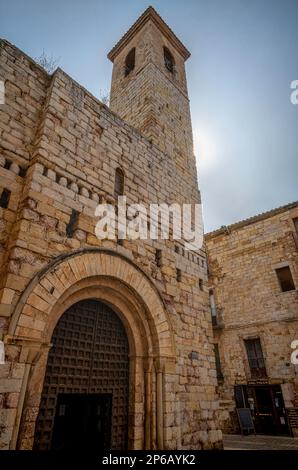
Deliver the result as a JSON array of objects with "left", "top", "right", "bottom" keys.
[
  {"left": 0, "top": 39, "right": 222, "bottom": 449},
  {"left": 206, "top": 203, "right": 298, "bottom": 433}
]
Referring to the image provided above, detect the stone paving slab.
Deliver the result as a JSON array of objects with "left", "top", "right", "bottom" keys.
[{"left": 223, "top": 434, "right": 298, "bottom": 450}]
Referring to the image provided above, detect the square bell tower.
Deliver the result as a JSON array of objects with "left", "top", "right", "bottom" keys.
[{"left": 108, "top": 7, "right": 195, "bottom": 171}]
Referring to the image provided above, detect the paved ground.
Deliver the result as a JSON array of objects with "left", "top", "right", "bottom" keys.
[{"left": 223, "top": 434, "right": 298, "bottom": 450}]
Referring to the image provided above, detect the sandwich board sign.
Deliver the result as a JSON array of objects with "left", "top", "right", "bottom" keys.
[{"left": 236, "top": 408, "right": 256, "bottom": 435}]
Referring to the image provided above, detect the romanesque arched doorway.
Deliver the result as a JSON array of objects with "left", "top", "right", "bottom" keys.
[
  {"left": 9, "top": 249, "right": 176, "bottom": 450},
  {"left": 33, "top": 299, "right": 129, "bottom": 451}
]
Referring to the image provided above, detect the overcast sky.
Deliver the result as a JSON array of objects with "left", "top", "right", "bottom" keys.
[{"left": 1, "top": 0, "right": 297, "bottom": 231}]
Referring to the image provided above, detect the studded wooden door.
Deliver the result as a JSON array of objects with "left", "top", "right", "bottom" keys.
[{"left": 33, "top": 299, "right": 129, "bottom": 450}]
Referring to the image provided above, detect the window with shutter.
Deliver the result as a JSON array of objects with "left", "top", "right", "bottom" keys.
[{"left": 244, "top": 338, "right": 267, "bottom": 378}]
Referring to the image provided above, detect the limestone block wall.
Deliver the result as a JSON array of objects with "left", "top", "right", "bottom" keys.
[
  {"left": 0, "top": 40, "right": 222, "bottom": 450},
  {"left": 206, "top": 203, "right": 298, "bottom": 432}
]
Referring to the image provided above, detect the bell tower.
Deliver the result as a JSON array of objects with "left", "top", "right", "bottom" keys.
[{"left": 108, "top": 7, "right": 194, "bottom": 171}]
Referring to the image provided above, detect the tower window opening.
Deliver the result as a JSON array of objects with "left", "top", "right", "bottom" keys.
[
  {"left": 124, "top": 48, "right": 135, "bottom": 77},
  {"left": 164, "top": 47, "right": 175, "bottom": 74}
]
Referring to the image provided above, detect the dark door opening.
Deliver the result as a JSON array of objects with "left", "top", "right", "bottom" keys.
[
  {"left": 51, "top": 393, "right": 112, "bottom": 451},
  {"left": 34, "top": 300, "right": 129, "bottom": 450},
  {"left": 247, "top": 385, "right": 289, "bottom": 435},
  {"left": 254, "top": 387, "right": 275, "bottom": 434}
]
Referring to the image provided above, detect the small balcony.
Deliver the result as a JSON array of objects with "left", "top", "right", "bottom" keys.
[
  {"left": 250, "top": 366, "right": 267, "bottom": 379},
  {"left": 211, "top": 307, "right": 224, "bottom": 329}
]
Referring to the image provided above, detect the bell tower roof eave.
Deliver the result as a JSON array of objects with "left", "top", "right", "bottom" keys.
[{"left": 107, "top": 6, "right": 191, "bottom": 62}]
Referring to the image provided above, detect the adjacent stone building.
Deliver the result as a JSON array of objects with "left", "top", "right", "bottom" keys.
[
  {"left": 206, "top": 202, "right": 298, "bottom": 437},
  {"left": 0, "top": 8, "right": 222, "bottom": 450}
]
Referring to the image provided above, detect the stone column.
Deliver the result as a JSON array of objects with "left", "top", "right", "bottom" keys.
[
  {"left": 129, "top": 355, "right": 145, "bottom": 450},
  {"left": 144, "top": 357, "right": 153, "bottom": 449},
  {"left": 4, "top": 336, "right": 51, "bottom": 450},
  {"left": 155, "top": 358, "right": 165, "bottom": 450},
  {"left": 9, "top": 362, "right": 31, "bottom": 450}
]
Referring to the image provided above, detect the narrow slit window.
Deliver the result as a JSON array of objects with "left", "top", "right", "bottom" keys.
[
  {"left": 155, "top": 249, "right": 162, "bottom": 267},
  {"left": 4, "top": 159, "right": 11, "bottom": 170},
  {"left": 293, "top": 217, "right": 298, "bottom": 235},
  {"left": 176, "top": 268, "right": 182, "bottom": 282},
  {"left": 276, "top": 266, "right": 295, "bottom": 292},
  {"left": 19, "top": 166, "right": 27, "bottom": 177},
  {"left": 114, "top": 168, "right": 124, "bottom": 197},
  {"left": 214, "top": 344, "right": 223, "bottom": 379},
  {"left": 0, "top": 188, "right": 11, "bottom": 209},
  {"left": 199, "top": 279, "right": 203, "bottom": 291},
  {"left": 124, "top": 48, "right": 135, "bottom": 77},
  {"left": 164, "top": 47, "right": 175, "bottom": 74},
  {"left": 66, "top": 209, "right": 79, "bottom": 238}
]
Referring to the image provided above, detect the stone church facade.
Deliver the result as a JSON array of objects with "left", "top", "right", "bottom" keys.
[
  {"left": 0, "top": 8, "right": 222, "bottom": 450},
  {"left": 206, "top": 202, "right": 298, "bottom": 437}
]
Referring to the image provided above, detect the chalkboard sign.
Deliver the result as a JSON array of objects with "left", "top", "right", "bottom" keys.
[{"left": 236, "top": 408, "right": 256, "bottom": 434}]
